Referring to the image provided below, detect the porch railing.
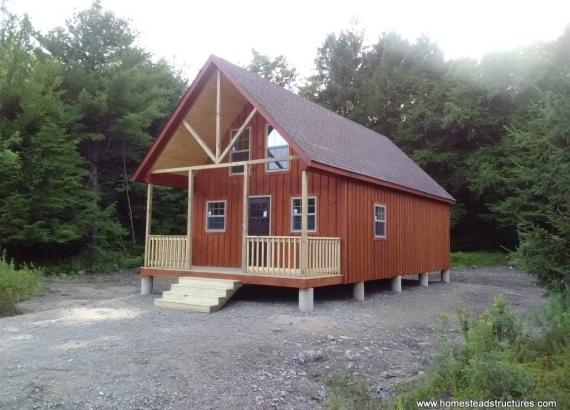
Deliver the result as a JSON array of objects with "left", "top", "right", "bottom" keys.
[
  {"left": 144, "top": 234, "right": 341, "bottom": 277},
  {"left": 246, "top": 236, "right": 341, "bottom": 277},
  {"left": 145, "top": 235, "right": 188, "bottom": 268}
]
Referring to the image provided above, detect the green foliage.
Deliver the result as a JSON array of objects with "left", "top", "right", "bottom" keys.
[
  {"left": 304, "top": 25, "right": 569, "bottom": 282},
  {"left": 391, "top": 295, "right": 570, "bottom": 408},
  {"left": 0, "top": 3, "right": 186, "bottom": 272},
  {"left": 301, "top": 29, "right": 521, "bottom": 251},
  {"left": 0, "top": 253, "right": 42, "bottom": 316},
  {"left": 0, "top": 14, "right": 97, "bottom": 249},
  {"left": 451, "top": 251, "right": 509, "bottom": 267},
  {"left": 246, "top": 49, "right": 298, "bottom": 90},
  {"left": 43, "top": 247, "right": 142, "bottom": 276},
  {"left": 325, "top": 372, "right": 380, "bottom": 410},
  {"left": 469, "top": 30, "right": 570, "bottom": 290}
]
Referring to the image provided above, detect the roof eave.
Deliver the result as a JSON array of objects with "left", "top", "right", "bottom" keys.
[
  {"left": 132, "top": 55, "right": 217, "bottom": 182},
  {"left": 309, "top": 161, "right": 456, "bottom": 204}
]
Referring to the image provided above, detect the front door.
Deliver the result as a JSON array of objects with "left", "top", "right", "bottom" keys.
[{"left": 248, "top": 197, "right": 271, "bottom": 236}]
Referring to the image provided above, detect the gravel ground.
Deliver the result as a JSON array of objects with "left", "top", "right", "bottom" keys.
[{"left": 1, "top": 267, "right": 544, "bottom": 409}]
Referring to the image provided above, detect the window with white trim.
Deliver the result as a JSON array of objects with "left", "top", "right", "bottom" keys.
[
  {"left": 374, "top": 204, "right": 386, "bottom": 238},
  {"left": 206, "top": 201, "right": 226, "bottom": 232},
  {"left": 229, "top": 127, "right": 251, "bottom": 175},
  {"left": 266, "top": 125, "right": 289, "bottom": 171},
  {"left": 291, "top": 197, "right": 317, "bottom": 232}
]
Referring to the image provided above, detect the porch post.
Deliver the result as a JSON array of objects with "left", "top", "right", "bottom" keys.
[
  {"left": 142, "top": 183, "right": 153, "bottom": 296},
  {"left": 144, "top": 183, "right": 153, "bottom": 266},
  {"left": 186, "top": 170, "right": 194, "bottom": 270},
  {"left": 241, "top": 164, "right": 249, "bottom": 271},
  {"left": 215, "top": 70, "right": 221, "bottom": 159},
  {"left": 300, "top": 169, "right": 309, "bottom": 275}
]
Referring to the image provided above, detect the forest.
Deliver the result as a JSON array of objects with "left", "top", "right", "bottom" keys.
[{"left": 0, "top": 2, "right": 568, "bottom": 290}]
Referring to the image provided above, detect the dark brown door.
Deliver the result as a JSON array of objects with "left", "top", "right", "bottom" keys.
[{"left": 248, "top": 197, "right": 270, "bottom": 236}]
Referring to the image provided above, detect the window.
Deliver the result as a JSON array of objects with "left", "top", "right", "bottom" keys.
[
  {"left": 206, "top": 201, "right": 226, "bottom": 232},
  {"left": 291, "top": 197, "right": 317, "bottom": 232},
  {"left": 374, "top": 204, "right": 387, "bottom": 238},
  {"left": 266, "top": 125, "right": 289, "bottom": 171},
  {"left": 230, "top": 127, "right": 251, "bottom": 175}
]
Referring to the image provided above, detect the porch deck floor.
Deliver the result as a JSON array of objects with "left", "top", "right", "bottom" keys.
[{"left": 140, "top": 265, "right": 344, "bottom": 288}]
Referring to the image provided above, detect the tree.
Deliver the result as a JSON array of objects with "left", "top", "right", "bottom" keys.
[
  {"left": 301, "top": 29, "right": 364, "bottom": 116},
  {"left": 0, "top": 14, "right": 97, "bottom": 259},
  {"left": 246, "top": 49, "right": 298, "bottom": 90},
  {"left": 469, "top": 30, "right": 570, "bottom": 289},
  {"left": 37, "top": 1, "right": 186, "bottom": 249}
]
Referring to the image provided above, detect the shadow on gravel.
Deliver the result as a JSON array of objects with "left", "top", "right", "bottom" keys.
[{"left": 227, "top": 277, "right": 428, "bottom": 307}]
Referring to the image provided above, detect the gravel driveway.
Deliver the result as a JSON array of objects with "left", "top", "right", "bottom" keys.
[{"left": 1, "top": 267, "right": 544, "bottom": 409}]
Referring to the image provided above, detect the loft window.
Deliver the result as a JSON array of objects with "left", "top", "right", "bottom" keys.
[
  {"left": 206, "top": 201, "right": 226, "bottom": 232},
  {"left": 374, "top": 204, "right": 387, "bottom": 238},
  {"left": 230, "top": 127, "right": 251, "bottom": 175},
  {"left": 291, "top": 197, "right": 317, "bottom": 232},
  {"left": 266, "top": 125, "right": 289, "bottom": 171}
]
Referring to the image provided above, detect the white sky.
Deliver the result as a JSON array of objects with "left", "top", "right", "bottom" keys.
[{"left": 9, "top": 0, "right": 570, "bottom": 80}]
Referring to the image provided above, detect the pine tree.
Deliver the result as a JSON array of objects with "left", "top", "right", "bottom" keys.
[{"left": 0, "top": 14, "right": 96, "bottom": 257}]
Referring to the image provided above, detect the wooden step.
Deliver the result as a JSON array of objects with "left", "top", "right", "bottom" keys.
[
  {"left": 154, "top": 277, "right": 241, "bottom": 313},
  {"left": 154, "top": 298, "right": 217, "bottom": 313},
  {"left": 162, "top": 291, "right": 223, "bottom": 305},
  {"left": 177, "top": 277, "right": 241, "bottom": 290},
  {"left": 170, "top": 284, "right": 231, "bottom": 296}
]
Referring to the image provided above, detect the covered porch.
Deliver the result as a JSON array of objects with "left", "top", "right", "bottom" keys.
[{"left": 141, "top": 162, "right": 342, "bottom": 282}]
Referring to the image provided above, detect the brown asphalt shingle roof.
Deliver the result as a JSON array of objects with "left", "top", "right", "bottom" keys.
[{"left": 213, "top": 56, "right": 454, "bottom": 202}]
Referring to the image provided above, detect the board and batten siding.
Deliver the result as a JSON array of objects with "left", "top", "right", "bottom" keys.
[
  {"left": 191, "top": 106, "right": 344, "bottom": 268},
  {"left": 340, "top": 176, "right": 451, "bottom": 283},
  {"left": 173, "top": 103, "right": 450, "bottom": 279}
]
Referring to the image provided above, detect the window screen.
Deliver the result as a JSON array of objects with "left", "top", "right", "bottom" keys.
[
  {"left": 374, "top": 205, "right": 386, "bottom": 238},
  {"left": 291, "top": 197, "right": 316, "bottom": 232},
  {"left": 206, "top": 201, "right": 226, "bottom": 231}
]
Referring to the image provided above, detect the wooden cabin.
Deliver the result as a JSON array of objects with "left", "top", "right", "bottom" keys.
[{"left": 133, "top": 55, "right": 454, "bottom": 313}]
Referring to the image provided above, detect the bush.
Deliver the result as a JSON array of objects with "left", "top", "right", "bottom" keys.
[
  {"left": 451, "top": 251, "right": 509, "bottom": 267},
  {"left": 325, "top": 372, "right": 380, "bottom": 410},
  {"left": 391, "top": 295, "right": 570, "bottom": 408},
  {"left": 0, "top": 254, "right": 42, "bottom": 316},
  {"left": 42, "top": 248, "right": 142, "bottom": 276}
]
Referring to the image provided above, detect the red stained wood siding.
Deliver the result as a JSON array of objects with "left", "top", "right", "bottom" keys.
[
  {"left": 186, "top": 105, "right": 450, "bottom": 280},
  {"left": 191, "top": 107, "right": 344, "bottom": 268},
  {"left": 340, "top": 177, "right": 451, "bottom": 283}
]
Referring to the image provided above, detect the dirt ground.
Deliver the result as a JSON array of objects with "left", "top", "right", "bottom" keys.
[{"left": 1, "top": 267, "right": 544, "bottom": 409}]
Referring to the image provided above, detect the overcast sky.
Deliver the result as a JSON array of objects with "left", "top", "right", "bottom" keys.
[{"left": 9, "top": 0, "right": 570, "bottom": 79}]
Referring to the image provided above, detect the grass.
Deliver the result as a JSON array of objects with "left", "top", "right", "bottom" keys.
[
  {"left": 0, "top": 254, "right": 42, "bottom": 317},
  {"left": 451, "top": 251, "right": 509, "bottom": 267}
]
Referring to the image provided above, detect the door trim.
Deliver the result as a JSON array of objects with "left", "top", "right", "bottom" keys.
[{"left": 248, "top": 195, "right": 272, "bottom": 235}]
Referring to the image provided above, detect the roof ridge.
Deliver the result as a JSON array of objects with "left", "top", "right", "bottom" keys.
[
  {"left": 211, "top": 55, "right": 395, "bottom": 143},
  {"left": 208, "top": 56, "right": 453, "bottom": 201}
]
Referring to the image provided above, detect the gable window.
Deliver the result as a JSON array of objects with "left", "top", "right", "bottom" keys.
[
  {"left": 374, "top": 204, "right": 387, "bottom": 238},
  {"left": 291, "top": 197, "right": 317, "bottom": 232},
  {"left": 206, "top": 201, "right": 226, "bottom": 232},
  {"left": 266, "top": 125, "right": 289, "bottom": 171},
  {"left": 230, "top": 127, "right": 251, "bottom": 175}
]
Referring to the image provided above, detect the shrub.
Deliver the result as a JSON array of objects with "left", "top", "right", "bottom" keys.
[
  {"left": 390, "top": 295, "right": 570, "bottom": 408},
  {"left": 0, "top": 254, "right": 42, "bottom": 316},
  {"left": 42, "top": 248, "right": 142, "bottom": 276},
  {"left": 325, "top": 372, "right": 380, "bottom": 410}
]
